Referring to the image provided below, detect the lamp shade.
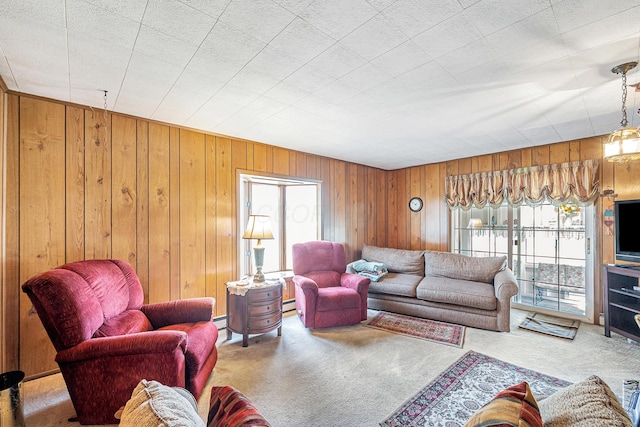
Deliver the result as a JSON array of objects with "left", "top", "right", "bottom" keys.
[
  {"left": 242, "top": 215, "right": 274, "bottom": 240},
  {"left": 603, "top": 127, "right": 640, "bottom": 163}
]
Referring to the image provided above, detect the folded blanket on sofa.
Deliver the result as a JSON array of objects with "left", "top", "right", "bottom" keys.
[
  {"left": 351, "top": 259, "right": 386, "bottom": 273},
  {"left": 351, "top": 259, "right": 388, "bottom": 282}
]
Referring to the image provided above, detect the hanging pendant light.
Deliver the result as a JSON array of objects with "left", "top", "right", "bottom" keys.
[{"left": 603, "top": 62, "right": 640, "bottom": 163}]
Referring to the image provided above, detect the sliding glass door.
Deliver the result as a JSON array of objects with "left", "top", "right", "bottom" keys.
[{"left": 451, "top": 202, "right": 594, "bottom": 321}]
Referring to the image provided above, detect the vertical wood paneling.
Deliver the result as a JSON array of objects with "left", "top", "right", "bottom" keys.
[
  {"left": 531, "top": 145, "right": 550, "bottom": 166},
  {"left": 65, "top": 106, "right": 85, "bottom": 262},
  {"left": 169, "top": 127, "right": 180, "bottom": 300},
  {"left": 333, "top": 160, "right": 346, "bottom": 245},
  {"left": 396, "top": 170, "right": 409, "bottom": 249},
  {"left": 424, "top": 164, "right": 440, "bottom": 250},
  {"left": 0, "top": 87, "right": 4, "bottom": 371},
  {"left": 409, "top": 167, "right": 421, "bottom": 250},
  {"left": 216, "top": 137, "right": 233, "bottom": 315},
  {"left": 366, "top": 168, "right": 376, "bottom": 246},
  {"left": 346, "top": 164, "right": 358, "bottom": 261},
  {"left": 4, "top": 94, "right": 20, "bottom": 372},
  {"left": 273, "top": 147, "right": 289, "bottom": 175},
  {"left": 439, "top": 163, "right": 449, "bottom": 251},
  {"left": 387, "top": 171, "right": 399, "bottom": 249},
  {"left": 148, "top": 123, "right": 170, "bottom": 303},
  {"left": 549, "top": 142, "right": 569, "bottom": 164},
  {"left": 136, "top": 121, "right": 149, "bottom": 296},
  {"left": 111, "top": 115, "right": 137, "bottom": 266},
  {"left": 205, "top": 135, "right": 218, "bottom": 305},
  {"left": 84, "top": 109, "right": 111, "bottom": 259},
  {"left": 179, "top": 129, "right": 206, "bottom": 299},
  {"left": 375, "top": 169, "right": 387, "bottom": 248},
  {"left": 19, "top": 98, "right": 66, "bottom": 376}
]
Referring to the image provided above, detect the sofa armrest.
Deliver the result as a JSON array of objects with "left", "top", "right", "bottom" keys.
[
  {"left": 494, "top": 268, "right": 519, "bottom": 300},
  {"left": 340, "top": 273, "right": 370, "bottom": 294},
  {"left": 345, "top": 261, "right": 358, "bottom": 274},
  {"left": 55, "top": 331, "right": 188, "bottom": 363},
  {"left": 142, "top": 297, "right": 215, "bottom": 328}
]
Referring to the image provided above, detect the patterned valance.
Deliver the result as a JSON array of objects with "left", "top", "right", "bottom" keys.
[{"left": 445, "top": 159, "right": 600, "bottom": 210}]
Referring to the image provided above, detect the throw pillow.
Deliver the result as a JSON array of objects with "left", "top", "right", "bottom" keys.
[
  {"left": 119, "top": 379, "right": 205, "bottom": 427},
  {"left": 537, "top": 375, "right": 633, "bottom": 427},
  {"left": 424, "top": 250, "right": 506, "bottom": 284},
  {"left": 464, "top": 381, "right": 543, "bottom": 427},
  {"left": 208, "top": 385, "right": 271, "bottom": 427}
]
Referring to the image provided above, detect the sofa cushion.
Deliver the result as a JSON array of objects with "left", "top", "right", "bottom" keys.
[
  {"left": 93, "top": 310, "right": 153, "bottom": 338},
  {"left": 464, "top": 381, "right": 543, "bottom": 427},
  {"left": 368, "top": 273, "right": 422, "bottom": 297},
  {"left": 362, "top": 245, "right": 424, "bottom": 275},
  {"left": 417, "top": 276, "right": 497, "bottom": 311},
  {"left": 159, "top": 321, "right": 218, "bottom": 380},
  {"left": 119, "top": 379, "right": 205, "bottom": 427},
  {"left": 538, "top": 375, "right": 633, "bottom": 427},
  {"left": 316, "top": 287, "right": 361, "bottom": 311},
  {"left": 424, "top": 251, "right": 506, "bottom": 284}
]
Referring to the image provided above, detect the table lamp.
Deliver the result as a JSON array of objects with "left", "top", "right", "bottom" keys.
[{"left": 242, "top": 215, "right": 274, "bottom": 282}]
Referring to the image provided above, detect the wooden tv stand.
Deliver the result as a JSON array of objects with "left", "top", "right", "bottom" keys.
[{"left": 603, "top": 264, "right": 640, "bottom": 343}]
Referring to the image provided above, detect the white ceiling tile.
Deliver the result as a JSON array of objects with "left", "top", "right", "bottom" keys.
[
  {"left": 177, "top": 0, "right": 229, "bottom": 20},
  {"left": 134, "top": 25, "right": 198, "bottom": 67},
  {"left": 0, "top": 0, "right": 65, "bottom": 27},
  {"left": 66, "top": 0, "right": 140, "bottom": 50},
  {"left": 245, "top": 45, "right": 307, "bottom": 81},
  {"left": 338, "top": 63, "right": 391, "bottom": 94},
  {"left": 83, "top": 0, "right": 148, "bottom": 21},
  {"left": 218, "top": 0, "right": 295, "bottom": 43},
  {"left": 263, "top": 82, "right": 311, "bottom": 105},
  {"left": 143, "top": 0, "right": 216, "bottom": 45},
  {"left": 372, "top": 40, "right": 431, "bottom": 77},
  {"left": 484, "top": 8, "right": 561, "bottom": 59},
  {"left": 299, "top": 0, "right": 378, "bottom": 40},
  {"left": 187, "top": 98, "right": 241, "bottom": 129},
  {"left": 200, "top": 20, "right": 267, "bottom": 65},
  {"left": 340, "top": 14, "right": 408, "bottom": 60},
  {"left": 463, "top": 0, "right": 550, "bottom": 36},
  {"left": 366, "top": 0, "right": 398, "bottom": 11},
  {"left": 187, "top": 49, "right": 244, "bottom": 82},
  {"left": 213, "top": 84, "right": 261, "bottom": 107},
  {"left": 435, "top": 38, "right": 503, "bottom": 75},
  {"left": 382, "top": 0, "right": 462, "bottom": 38},
  {"left": 307, "top": 43, "right": 367, "bottom": 79},
  {"left": 0, "top": 53, "right": 16, "bottom": 90},
  {"left": 269, "top": 18, "right": 336, "bottom": 63},
  {"left": 283, "top": 64, "right": 336, "bottom": 93},
  {"left": 68, "top": 33, "right": 131, "bottom": 106},
  {"left": 552, "top": 0, "right": 640, "bottom": 34},
  {"left": 228, "top": 68, "right": 280, "bottom": 94},
  {"left": 412, "top": 13, "right": 482, "bottom": 59},
  {"left": 271, "top": 0, "right": 315, "bottom": 15}
]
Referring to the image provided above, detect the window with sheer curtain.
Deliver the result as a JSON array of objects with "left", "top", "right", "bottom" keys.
[
  {"left": 446, "top": 160, "right": 599, "bottom": 320},
  {"left": 239, "top": 174, "right": 322, "bottom": 276}
]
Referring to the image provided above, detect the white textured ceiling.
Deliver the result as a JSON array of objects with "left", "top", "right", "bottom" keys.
[{"left": 2, "top": 0, "right": 640, "bottom": 170}]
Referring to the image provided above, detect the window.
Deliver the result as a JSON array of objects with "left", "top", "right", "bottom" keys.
[
  {"left": 451, "top": 201, "right": 594, "bottom": 321},
  {"left": 239, "top": 174, "right": 321, "bottom": 276}
]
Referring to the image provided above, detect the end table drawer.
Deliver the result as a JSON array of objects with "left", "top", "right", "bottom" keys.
[
  {"left": 248, "top": 286, "right": 282, "bottom": 303},
  {"left": 249, "top": 312, "right": 282, "bottom": 332},
  {"left": 249, "top": 299, "right": 282, "bottom": 316}
]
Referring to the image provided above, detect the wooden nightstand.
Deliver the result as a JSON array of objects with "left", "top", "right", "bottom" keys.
[{"left": 226, "top": 281, "right": 283, "bottom": 347}]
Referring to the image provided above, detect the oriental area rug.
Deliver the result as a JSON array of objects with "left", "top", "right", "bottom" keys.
[
  {"left": 380, "top": 351, "right": 571, "bottom": 427},
  {"left": 365, "top": 312, "right": 465, "bottom": 348}
]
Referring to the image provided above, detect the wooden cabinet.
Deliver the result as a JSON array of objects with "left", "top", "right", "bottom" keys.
[
  {"left": 226, "top": 282, "right": 283, "bottom": 347},
  {"left": 603, "top": 265, "right": 640, "bottom": 342}
]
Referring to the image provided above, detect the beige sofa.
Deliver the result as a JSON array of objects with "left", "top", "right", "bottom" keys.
[{"left": 347, "top": 245, "right": 519, "bottom": 332}]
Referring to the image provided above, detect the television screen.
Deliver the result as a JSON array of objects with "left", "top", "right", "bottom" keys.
[{"left": 615, "top": 199, "right": 640, "bottom": 263}]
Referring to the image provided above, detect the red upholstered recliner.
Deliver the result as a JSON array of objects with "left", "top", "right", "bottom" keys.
[
  {"left": 292, "top": 241, "right": 370, "bottom": 328},
  {"left": 21, "top": 259, "right": 219, "bottom": 425}
]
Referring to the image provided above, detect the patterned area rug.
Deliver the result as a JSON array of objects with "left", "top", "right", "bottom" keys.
[
  {"left": 365, "top": 312, "right": 465, "bottom": 348},
  {"left": 380, "top": 351, "right": 571, "bottom": 427},
  {"left": 519, "top": 312, "right": 580, "bottom": 339}
]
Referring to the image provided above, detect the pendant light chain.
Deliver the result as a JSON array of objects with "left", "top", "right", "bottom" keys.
[
  {"left": 103, "top": 90, "right": 108, "bottom": 147},
  {"left": 620, "top": 70, "right": 628, "bottom": 128}
]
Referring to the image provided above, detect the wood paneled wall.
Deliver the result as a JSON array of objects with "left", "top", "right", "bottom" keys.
[{"left": 2, "top": 92, "right": 639, "bottom": 377}]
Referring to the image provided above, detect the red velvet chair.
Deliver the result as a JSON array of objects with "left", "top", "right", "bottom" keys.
[
  {"left": 292, "top": 241, "right": 370, "bottom": 328},
  {"left": 21, "top": 259, "right": 219, "bottom": 425}
]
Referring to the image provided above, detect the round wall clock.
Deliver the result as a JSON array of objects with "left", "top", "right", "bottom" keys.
[{"left": 409, "top": 197, "right": 423, "bottom": 212}]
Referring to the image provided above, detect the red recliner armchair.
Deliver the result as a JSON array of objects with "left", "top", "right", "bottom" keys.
[
  {"left": 21, "top": 259, "right": 219, "bottom": 425},
  {"left": 292, "top": 241, "right": 370, "bottom": 328}
]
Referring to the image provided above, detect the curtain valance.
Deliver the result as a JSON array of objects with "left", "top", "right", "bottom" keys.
[{"left": 445, "top": 159, "right": 600, "bottom": 210}]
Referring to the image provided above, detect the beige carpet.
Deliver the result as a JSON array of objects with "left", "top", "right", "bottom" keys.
[{"left": 22, "top": 308, "right": 640, "bottom": 426}]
